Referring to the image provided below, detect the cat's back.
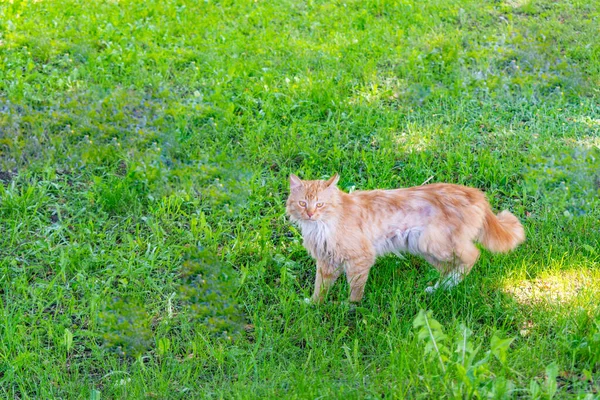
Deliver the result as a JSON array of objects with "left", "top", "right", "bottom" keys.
[
  {"left": 402, "top": 183, "right": 486, "bottom": 206},
  {"left": 347, "top": 183, "right": 486, "bottom": 209}
]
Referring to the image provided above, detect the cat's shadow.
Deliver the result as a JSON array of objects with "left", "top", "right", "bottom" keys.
[{"left": 331, "top": 253, "right": 519, "bottom": 324}]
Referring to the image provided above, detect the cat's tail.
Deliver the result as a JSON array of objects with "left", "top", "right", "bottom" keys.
[{"left": 480, "top": 209, "right": 525, "bottom": 253}]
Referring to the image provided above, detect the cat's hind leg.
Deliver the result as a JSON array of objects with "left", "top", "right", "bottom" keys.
[
  {"left": 417, "top": 228, "right": 455, "bottom": 293},
  {"left": 424, "top": 241, "right": 480, "bottom": 293},
  {"left": 453, "top": 241, "right": 480, "bottom": 278},
  {"left": 423, "top": 255, "right": 453, "bottom": 293},
  {"left": 425, "top": 269, "right": 466, "bottom": 293}
]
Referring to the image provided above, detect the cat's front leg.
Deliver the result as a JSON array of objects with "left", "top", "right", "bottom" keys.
[
  {"left": 345, "top": 254, "right": 376, "bottom": 302},
  {"left": 311, "top": 259, "right": 342, "bottom": 304}
]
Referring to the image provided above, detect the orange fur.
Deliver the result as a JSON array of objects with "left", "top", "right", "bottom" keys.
[{"left": 286, "top": 174, "right": 525, "bottom": 302}]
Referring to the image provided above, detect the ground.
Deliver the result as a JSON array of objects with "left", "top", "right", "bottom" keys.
[{"left": 0, "top": 0, "right": 599, "bottom": 398}]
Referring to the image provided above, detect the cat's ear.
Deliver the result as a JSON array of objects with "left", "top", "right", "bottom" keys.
[
  {"left": 289, "top": 174, "right": 303, "bottom": 190},
  {"left": 325, "top": 173, "right": 340, "bottom": 188}
]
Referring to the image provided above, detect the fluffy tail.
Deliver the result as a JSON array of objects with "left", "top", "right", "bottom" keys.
[{"left": 480, "top": 209, "right": 525, "bottom": 253}]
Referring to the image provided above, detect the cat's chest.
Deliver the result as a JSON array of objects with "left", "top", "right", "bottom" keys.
[{"left": 300, "top": 222, "right": 335, "bottom": 257}]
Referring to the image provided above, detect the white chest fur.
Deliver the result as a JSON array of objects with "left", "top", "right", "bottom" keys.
[{"left": 299, "top": 220, "right": 335, "bottom": 259}]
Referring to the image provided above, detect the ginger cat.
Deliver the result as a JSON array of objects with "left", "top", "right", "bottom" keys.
[{"left": 286, "top": 173, "right": 525, "bottom": 303}]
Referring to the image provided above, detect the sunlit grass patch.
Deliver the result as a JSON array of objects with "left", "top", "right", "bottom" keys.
[
  {"left": 503, "top": 268, "right": 600, "bottom": 309},
  {"left": 504, "top": 0, "right": 531, "bottom": 9}
]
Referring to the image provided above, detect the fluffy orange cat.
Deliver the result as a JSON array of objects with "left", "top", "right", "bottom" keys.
[{"left": 286, "top": 173, "right": 525, "bottom": 303}]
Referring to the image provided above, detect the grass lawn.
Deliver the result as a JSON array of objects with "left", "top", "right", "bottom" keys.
[{"left": 1, "top": 0, "right": 599, "bottom": 397}]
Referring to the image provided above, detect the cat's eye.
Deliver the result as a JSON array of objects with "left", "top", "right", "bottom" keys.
[
  {"left": 316, "top": 202, "right": 324, "bottom": 208},
  {"left": 299, "top": 201, "right": 307, "bottom": 207}
]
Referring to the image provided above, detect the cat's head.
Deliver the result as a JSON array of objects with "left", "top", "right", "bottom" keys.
[{"left": 286, "top": 173, "right": 340, "bottom": 223}]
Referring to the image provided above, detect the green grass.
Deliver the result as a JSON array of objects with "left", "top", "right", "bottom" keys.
[{"left": 1, "top": 0, "right": 599, "bottom": 397}]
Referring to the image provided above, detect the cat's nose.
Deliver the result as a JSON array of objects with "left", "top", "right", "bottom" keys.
[{"left": 306, "top": 210, "right": 314, "bottom": 218}]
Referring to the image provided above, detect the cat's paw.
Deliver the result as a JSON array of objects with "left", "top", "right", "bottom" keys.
[
  {"left": 304, "top": 297, "right": 323, "bottom": 305},
  {"left": 347, "top": 302, "right": 358, "bottom": 316},
  {"left": 425, "top": 285, "right": 437, "bottom": 294}
]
